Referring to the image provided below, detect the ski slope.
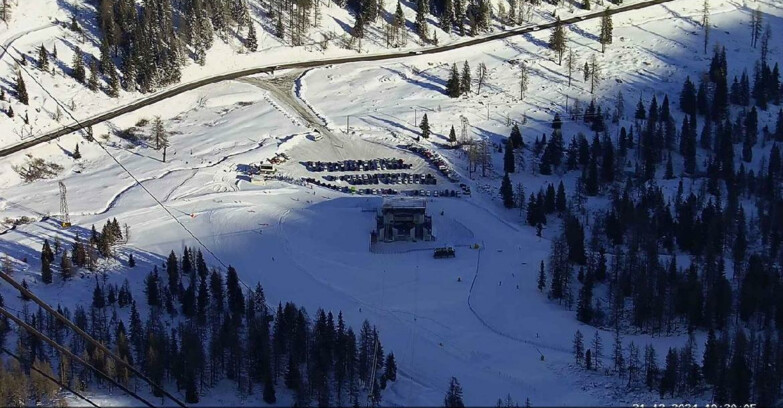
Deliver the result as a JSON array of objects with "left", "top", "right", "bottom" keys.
[{"left": 1, "top": 0, "right": 783, "bottom": 405}]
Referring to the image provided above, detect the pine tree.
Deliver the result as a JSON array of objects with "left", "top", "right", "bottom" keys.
[
  {"left": 443, "top": 377, "right": 465, "bottom": 407},
  {"left": 38, "top": 44, "right": 49, "bottom": 71},
  {"left": 60, "top": 251, "right": 73, "bottom": 281},
  {"left": 107, "top": 66, "right": 120, "bottom": 97},
  {"left": 72, "top": 47, "right": 86, "bottom": 83},
  {"left": 500, "top": 173, "right": 514, "bottom": 208},
  {"left": 441, "top": 0, "right": 454, "bottom": 32},
  {"left": 576, "top": 277, "right": 593, "bottom": 324},
  {"left": 549, "top": 18, "right": 567, "bottom": 65},
  {"left": 73, "top": 143, "right": 81, "bottom": 159},
  {"left": 384, "top": 353, "right": 397, "bottom": 382},
  {"left": 454, "top": 0, "right": 465, "bottom": 35},
  {"left": 592, "top": 331, "right": 603, "bottom": 369},
  {"left": 15, "top": 71, "right": 28, "bottom": 105},
  {"left": 88, "top": 58, "right": 100, "bottom": 91},
  {"left": 680, "top": 76, "right": 697, "bottom": 116},
  {"left": 573, "top": 330, "right": 585, "bottom": 366},
  {"left": 613, "top": 330, "right": 625, "bottom": 377},
  {"left": 415, "top": 0, "right": 428, "bottom": 41},
  {"left": 446, "top": 63, "right": 461, "bottom": 97},
  {"left": 598, "top": 8, "right": 612, "bottom": 53},
  {"left": 635, "top": 96, "right": 646, "bottom": 121},
  {"left": 449, "top": 125, "right": 457, "bottom": 144},
  {"left": 660, "top": 348, "right": 678, "bottom": 397},
  {"left": 128, "top": 253, "right": 135, "bottom": 267},
  {"left": 40, "top": 240, "right": 53, "bottom": 284},
  {"left": 537, "top": 260, "right": 546, "bottom": 292},
  {"left": 246, "top": 23, "right": 258, "bottom": 51},
  {"left": 419, "top": 114, "right": 431, "bottom": 138},
  {"left": 510, "top": 124, "right": 523, "bottom": 148},
  {"left": 460, "top": 61, "right": 471, "bottom": 95}
]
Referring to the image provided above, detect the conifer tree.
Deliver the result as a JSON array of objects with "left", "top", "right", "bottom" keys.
[
  {"left": 415, "top": 0, "right": 428, "bottom": 41},
  {"left": 446, "top": 63, "right": 461, "bottom": 97},
  {"left": 499, "top": 174, "right": 514, "bottom": 209},
  {"left": 60, "top": 251, "right": 73, "bottom": 281},
  {"left": 128, "top": 253, "right": 136, "bottom": 267},
  {"left": 441, "top": 0, "right": 454, "bottom": 32},
  {"left": 598, "top": 8, "right": 612, "bottom": 53},
  {"left": 73, "top": 143, "right": 81, "bottom": 159},
  {"left": 419, "top": 113, "right": 431, "bottom": 138},
  {"left": 443, "top": 377, "right": 465, "bottom": 407},
  {"left": 38, "top": 44, "right": 49, "bottom": 71},
  {"left": 573, "top": 330, "right": 584, "bottom": 365},
  {"left": 537, "top": 260, "right": 546, "bottom": 292},
  {"left": 40, "top": 240, "right": 53, "bottom": 284},
  {"left": 454, "top": 0, "right": 465, "bottom": 35},
  {"left": 549, "top": 18, "right": 566, "bottom": 65},
  {"left": 509, "top": 124, "right": 523, "bottom": 148},
  {"left": 592, "top": 331, "right": 603, "bottom": 369},
  {"left": 449, "top": 125, "right": 457, "bottom": 144},
  {"left": 460, "top": 61, "right": 471, "bottom": 95},
  {"left": 16, "top": 71, "right": 28, "bottom": 105},
  {"left": 72, "top": 47, "right": 86, "bottom": 83},
  {"left": 108, "top": 67, "right": 120, "bottom": 97},
  {"left": 246, "top": 23, "right": 258, "bottom": 51},
  {"left": 88, "top": 58, "right": 100, "bottom": 91}
]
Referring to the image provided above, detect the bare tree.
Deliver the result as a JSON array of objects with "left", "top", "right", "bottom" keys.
[
  {"left": 701, "top": 0, "right": 710, "bottom": 54},
  {"left": 519, "top": 62, "right": 529, "bottom": 101},
  {"left": 589, "top": 54, "right": 601, "bottom": 95},
  {"left": 1, "top": 0, "right": 11, "bottom": 22},
  {"left": 566, "top": 47, "right": 575, "bottom": 87},
  {"left": 476, "top": 63, "right": 488, "bottom": 95}
]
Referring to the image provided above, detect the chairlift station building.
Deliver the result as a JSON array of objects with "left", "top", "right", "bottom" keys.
[{"left": 374, "top": 198, "right": 433, "bottom": 242}]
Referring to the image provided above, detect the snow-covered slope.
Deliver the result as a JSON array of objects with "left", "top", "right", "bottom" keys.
[{"left": 1, "top": 0, "right": 782, "bottom": 405}]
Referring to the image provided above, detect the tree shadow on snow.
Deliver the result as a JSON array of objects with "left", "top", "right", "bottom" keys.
[
  {"left": 367, "top": 114, "right": 420, "bottom": 135},
  {"left": 382, "top": 66, "right": 444, "bottom": 93},
  {"left": 567, "top": 24, "right": 599, "bottom": 43}
]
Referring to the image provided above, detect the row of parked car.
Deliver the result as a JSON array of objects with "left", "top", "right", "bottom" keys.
[
  {"left": 324, "top": 172, "right": 438, "bottom": 186},
  {"left": 402, "top": 145, "right": 460, "bottom": 182},
  {"left": 303, "top": 177, "right": 401, "bottom": 195},
  {"left": 303, "top": 158, "right": 412, "bottom": 172}
]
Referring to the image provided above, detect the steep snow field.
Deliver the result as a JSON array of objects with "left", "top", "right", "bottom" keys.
[{"left": 1, "top": 0, "right": 783, "bottom": 405}]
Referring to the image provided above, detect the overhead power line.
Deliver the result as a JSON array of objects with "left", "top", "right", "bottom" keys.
[
  {"left": 0, "top": 346, "right": 101, "bottom": 408},
  {"left": 0, "top": 306, "right": 157, "bottom": 408},
  {"left": 0, "top": 271, "right": 187, "bottom": 407}
]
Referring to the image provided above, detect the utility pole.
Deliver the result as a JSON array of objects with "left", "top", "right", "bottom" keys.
[
  {"left": 162, "top": 146, "right": 167, "bottom": 163},
  {"left": 346, "top": 115, "right": 350, "bottom": 133},
  {"left": 414, "top": 108, "right": 417, "bottom": 125}
]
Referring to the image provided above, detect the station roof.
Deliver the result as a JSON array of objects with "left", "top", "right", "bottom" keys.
[{"left": 382, "top": 198, "right": 427, "bottom": 210}]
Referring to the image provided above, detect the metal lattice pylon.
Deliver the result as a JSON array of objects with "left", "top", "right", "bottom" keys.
[
  {"left": 460, "top": 115, "right": 469, "bottom": 144},
  {"left": 58, "top": 181, "right": 71, "bottom": 228}
]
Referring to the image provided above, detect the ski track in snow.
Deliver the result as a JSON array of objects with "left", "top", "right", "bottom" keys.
[{"left": 94, "top": 140, "right": 269, "bottom": 215}]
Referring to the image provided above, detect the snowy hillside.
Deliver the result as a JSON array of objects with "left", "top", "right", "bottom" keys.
[{"left": 1, "top": 0, "right": 783, "bottom": 406}]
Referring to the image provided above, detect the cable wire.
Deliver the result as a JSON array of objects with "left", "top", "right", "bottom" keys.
[
  {"left": 3, "top": 44, "right": 228, "bottom": 271},
  {"left": 0, "top": 271, "right": 186, "bottom": 407},
  {"left": 0, "top": 346, "right": 101, "bottom": 408},
  {"left": 0, "top": 306, "right": 157, "bottom": 408}
]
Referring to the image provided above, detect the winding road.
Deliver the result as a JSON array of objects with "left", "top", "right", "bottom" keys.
[{"left": 0, "top": 0, "right": 674, "bottom": 158}]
